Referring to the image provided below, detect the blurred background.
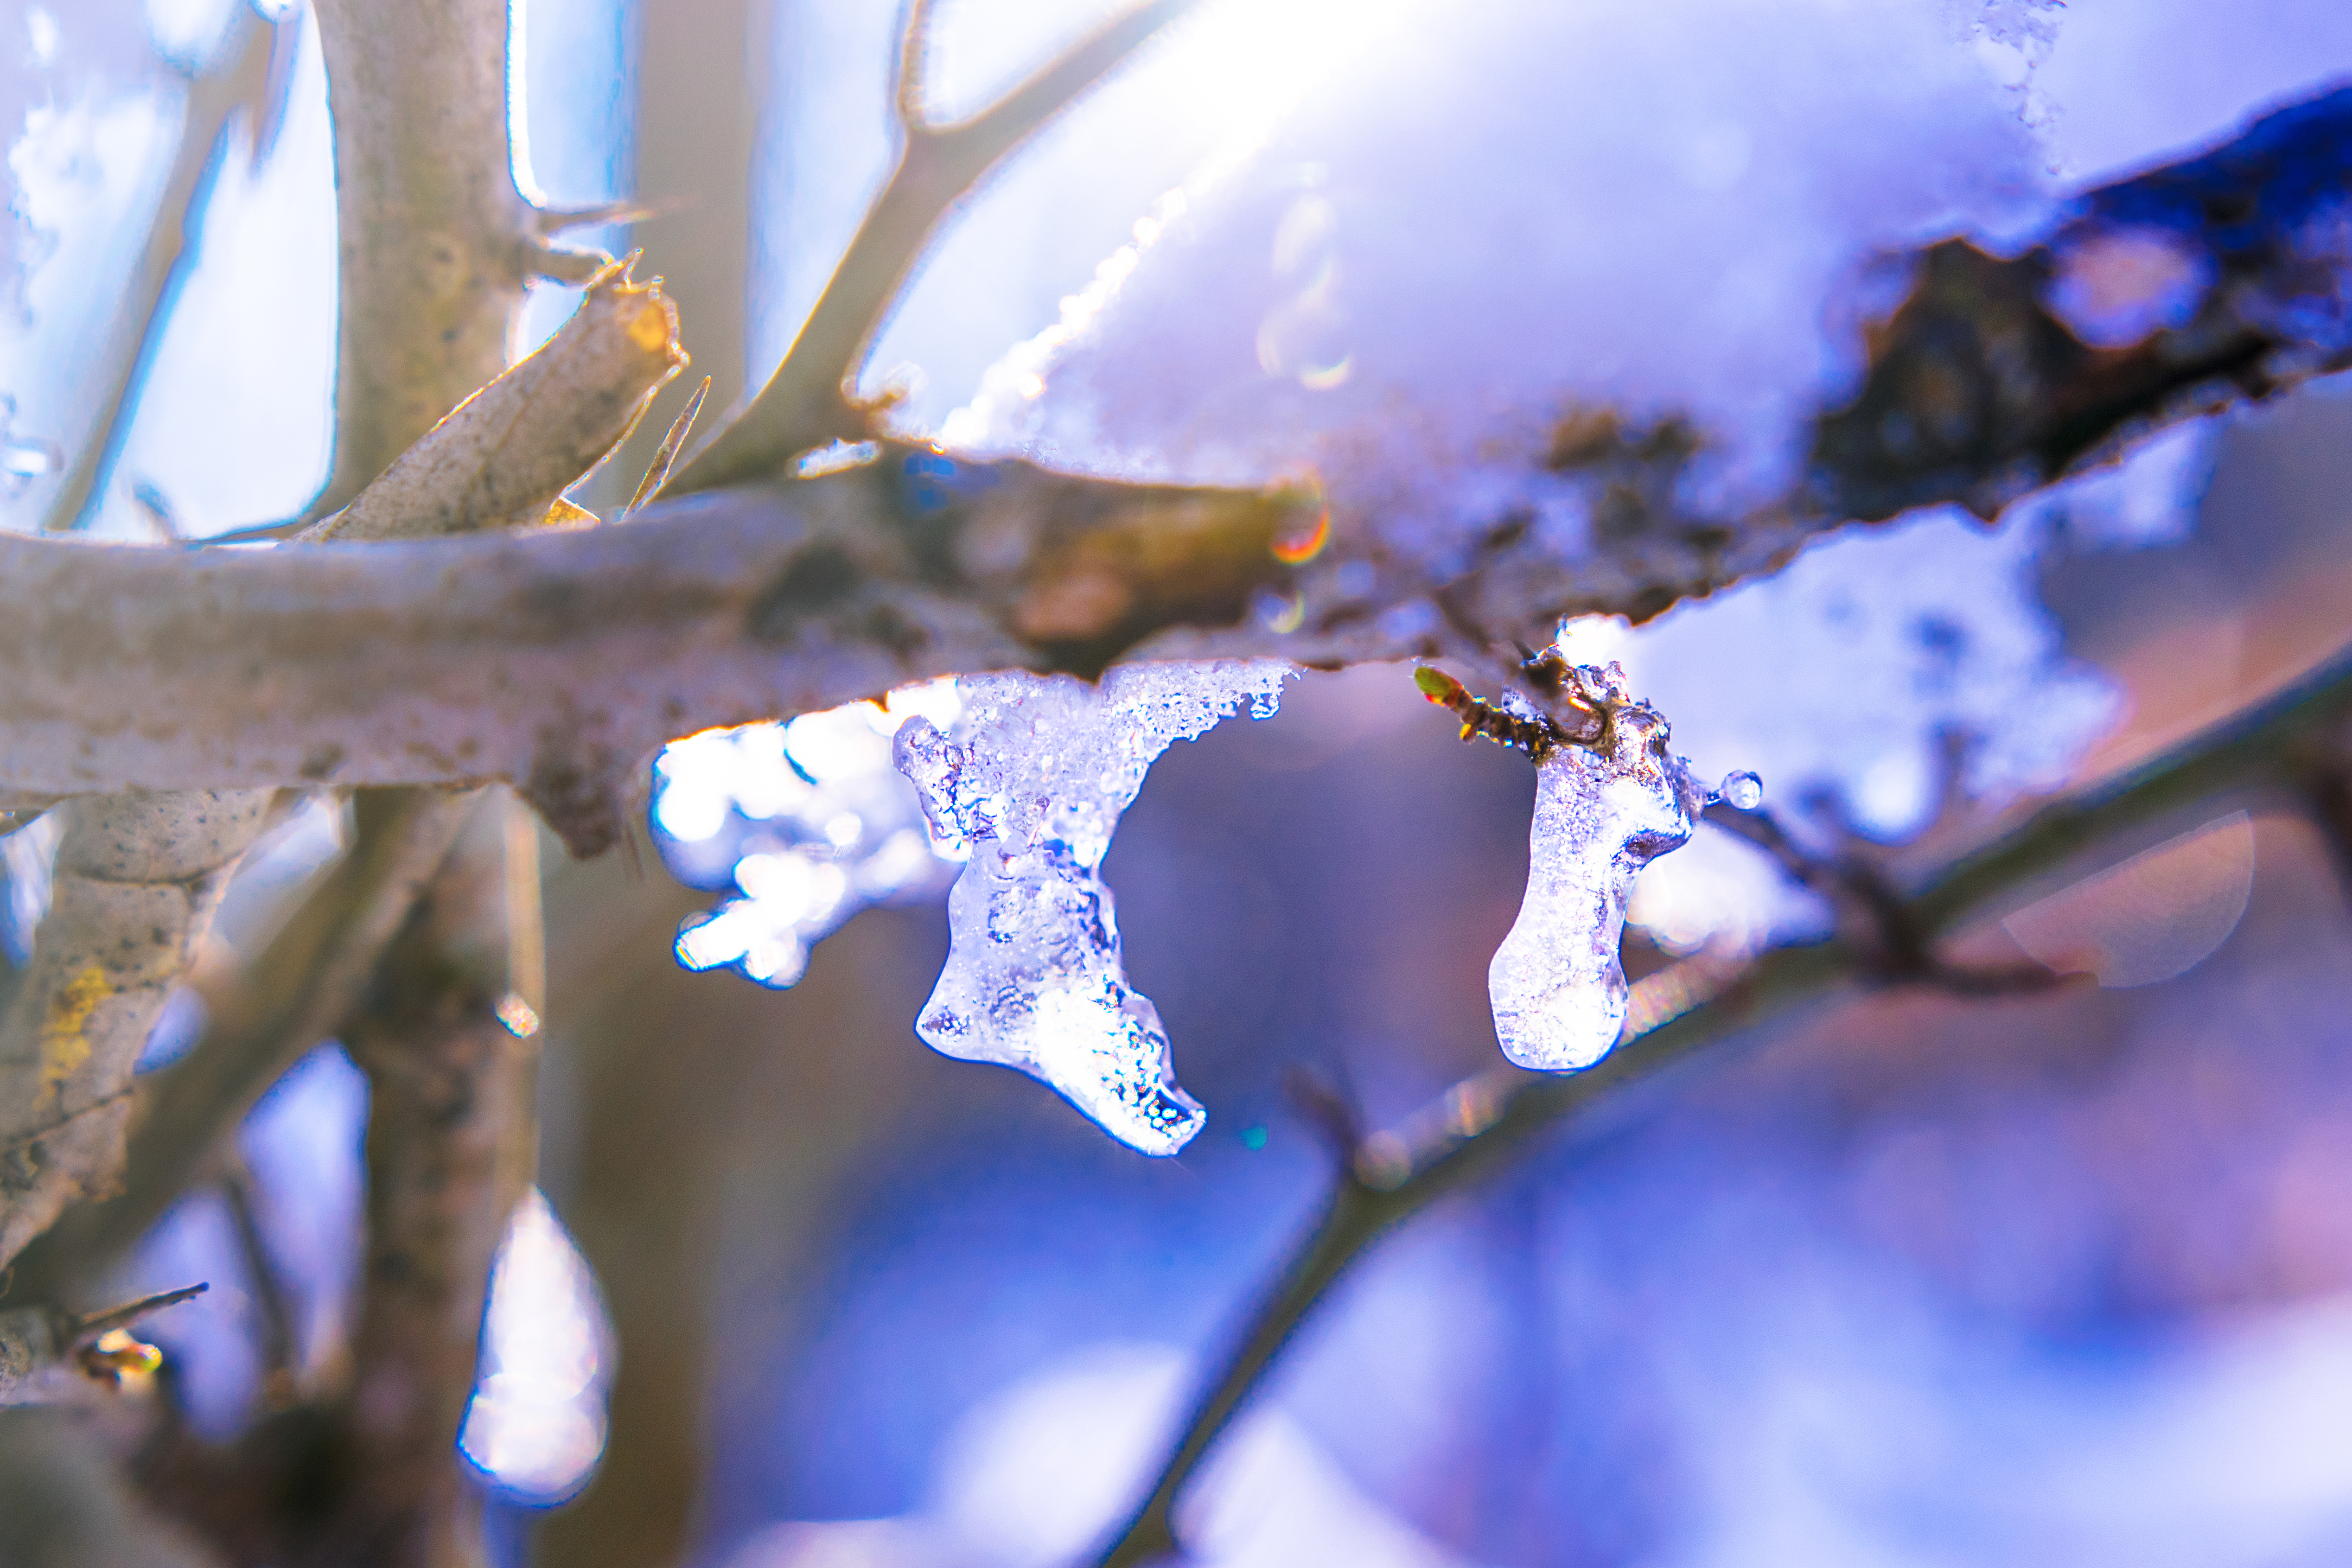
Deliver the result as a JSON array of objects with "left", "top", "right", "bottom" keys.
[{"left": 11, "top": 1, "right": 2352, "bottom": 1565}]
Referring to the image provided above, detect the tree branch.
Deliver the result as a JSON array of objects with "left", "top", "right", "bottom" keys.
[
  {"left": 301, "top": 257, "right": 686, "bottom": 541},
  {"left": 41, "top": 5, "right": 288, "bottom": 534},
  {"left": 1092, "top": 633, "right": 2352, "bottom": 1567},
  {"left": 0, "top": 790, "right": 277, "bottom": 1272},
  {"left": 664, "top": 0, "right": 1203, "bottom": 492},
  {"left": 308, "top": 0, "right": 544, "bottom": 516},
  {"left": 6, "top": 792, "right": 479, "bottom": 1316},
  {"left": 336, "top": 803, "right": 539, "bottom": 1568},
  {"left": 0, "top": 79, "right": 2345, "bottom": 852}
]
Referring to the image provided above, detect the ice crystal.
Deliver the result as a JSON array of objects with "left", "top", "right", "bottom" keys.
[
  {"left": 1486, "top": 662, "right": 1721, "bottom": 1073},
  {"left": 894, "top": 661, "right": 1290, "bottom": 1155}
]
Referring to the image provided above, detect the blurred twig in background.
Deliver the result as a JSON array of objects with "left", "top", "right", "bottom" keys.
[{"left": 1096, "top": 635, "right": 2352, "bottom": 1567}]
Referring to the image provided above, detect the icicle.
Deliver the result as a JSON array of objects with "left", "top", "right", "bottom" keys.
[
  {"left": 1423, "top": 653, "right": 1756, "bottom": 1073},
  {"left": 894, "top": 661, "right": 1290, "bottom": 1155}
]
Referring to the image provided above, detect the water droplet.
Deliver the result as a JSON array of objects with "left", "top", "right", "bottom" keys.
[{"left": 1715, "top": 770, "right": 1763, "bottom": 811}]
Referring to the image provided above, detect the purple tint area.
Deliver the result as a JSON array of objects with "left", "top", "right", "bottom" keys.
[{"left": 682, "top": 388, "right": 2352, "bottom": 1566}]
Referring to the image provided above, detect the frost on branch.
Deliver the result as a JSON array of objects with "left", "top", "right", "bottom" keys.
[
  {"left": 893, "top": 662, "right": 1290, "bottom": 1156},
  {"left": 1419, "top": 651, "right": 1753, "bottom": 1072}
]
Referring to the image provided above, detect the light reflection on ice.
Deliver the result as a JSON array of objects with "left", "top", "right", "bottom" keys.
[
  {"left": 459, "top": 1188, "right": 614, "bottom": 1507},
  {"left": 657, "top": 682, "right": 962, "bottom": 990},
  {"left": 1485, "top": 659, "right": 1708, "bottom": 1073},
  {"left": 894, "top": 662, "right": 1290, "bottom": 1155}
]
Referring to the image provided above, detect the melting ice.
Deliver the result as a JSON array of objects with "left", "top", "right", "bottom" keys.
[
  {"left": 1487, "top": 662, "right": 1736, "bottom": 1073},
  {"left": 894, "top": 661, "right": 1290, "bottom": 1155}
]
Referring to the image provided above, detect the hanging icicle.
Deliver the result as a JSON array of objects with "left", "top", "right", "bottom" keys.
[
  {"left": 895, "top": 661, "right": 1290, "bottom": 1155},
  {"left": 1418, "top": 647, "right": 1758, "bottom": 1071}
]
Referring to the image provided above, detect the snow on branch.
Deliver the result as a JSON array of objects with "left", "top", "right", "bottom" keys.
[{"left": 0, "top": 84, "right": 2348, "bottom": 856}]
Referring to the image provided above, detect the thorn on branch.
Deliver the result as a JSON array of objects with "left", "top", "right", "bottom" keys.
[
  {"left": 623, "top": 375, "right": 712, "bottom": 516},
  {"left": 533, "top": 198, "right": 665, "bottom": 236},
  {"left": 65, "top": 1281, "right": 209, "bottom": 1345}
]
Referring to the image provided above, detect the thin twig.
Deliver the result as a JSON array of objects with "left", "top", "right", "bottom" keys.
[
  {"left": 667, "top": 0, "right": 1201, "bottom": 492},
  {"left": 896, "top": 0, "right": 943, "bottom": 127},
  {"left": 42, "top": 9, "right": 283, "bottom": 533},
  {"left": 66, "top": 1282, "right": 210, "bottom": 1345},
  {"left": 1092, "top": 639, "right": 2352, "bottom": 1567},
  {"left": 215, "top": 1156, "right": 298, "bottom": 1387}
]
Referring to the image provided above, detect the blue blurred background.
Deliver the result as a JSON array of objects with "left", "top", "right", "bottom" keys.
[{"left": 10, "top": 2, "right": 2352, "bottom": 1565}]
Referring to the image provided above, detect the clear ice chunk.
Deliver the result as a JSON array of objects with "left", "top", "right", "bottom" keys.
[
  {"left": 1489, "top": 661, "right": 1711, "bottom": 1073},
  {"left": 894, "top": 661, "right": 1291, "bottom": 1155}
]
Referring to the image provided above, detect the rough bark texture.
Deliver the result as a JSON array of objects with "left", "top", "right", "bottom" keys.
[
  {"left": 311, "top": 0, "right": 537, "bottom": 515},
  {"left": 0, "top": 456, "right": 1299, "bottom": 857},
  {"left": 0, "top": 790, "right": 274, "bottom": 1270},
  {"left": 9, "top": 790, "right": 483, "bottom": 1306}
]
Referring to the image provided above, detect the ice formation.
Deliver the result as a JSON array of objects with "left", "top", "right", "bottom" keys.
[
  {"left": 893, "top": 661, "right": 1290, "bottom": 1155},
  {"left": 659, "top": 683, "right": 961, "bottom": 989},
  {"left": 1457, "top": 661, "right": 1711, "bottom": 1072},
  {"left": 1417, "top": 645, "right": 1757, "bottom": 1070}
]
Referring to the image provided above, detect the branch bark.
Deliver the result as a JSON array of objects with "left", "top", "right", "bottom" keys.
[
  {"left": 337, "top": 803, "right": 539, "bottom": 1568},
  {"left": 0, "top": 790, "right": 275, "bottom": 1271},
  {"left": 301, "top": 259, "right": 685, "bottom": 541},
  {"left": 309, "top": 0, "right": 544, "bottom": 516},
  {"left": 2, "top": 82, "right": 2348, "bottom": 852},
  {"left": 8, "top": 788, "right": 481, "bottom": 1304}
]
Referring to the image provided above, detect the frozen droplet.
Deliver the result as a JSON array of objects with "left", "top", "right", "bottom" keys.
[
  {"left": 896, "top": 661, "right": 1291, "bottom": 1154},
  {"left": 1715, "top": 770, "right": 1764, "bottom": 811},
  {"left": 1489, "top": 674, "right": 1705, "bottom": 1072}
]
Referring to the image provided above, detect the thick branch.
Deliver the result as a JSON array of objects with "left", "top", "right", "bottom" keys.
[
  {"left": 0, "top": 81, "right": 2346, "bottom": 851},
  {"left": 667, "top": 0, "right": 1202, "bottom": 491},
  {"left": 0, "top": 454, "right": 1305, "bottom": 855},
  {"left": 0, "top": 791, "right": 276, "bottom": 1271},
  {"left": 1093, "top": 631, "right": 2352, "bottom": 1567},
  {"left": 309, "top": 0, "right": 541, "bottom": 514}
]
